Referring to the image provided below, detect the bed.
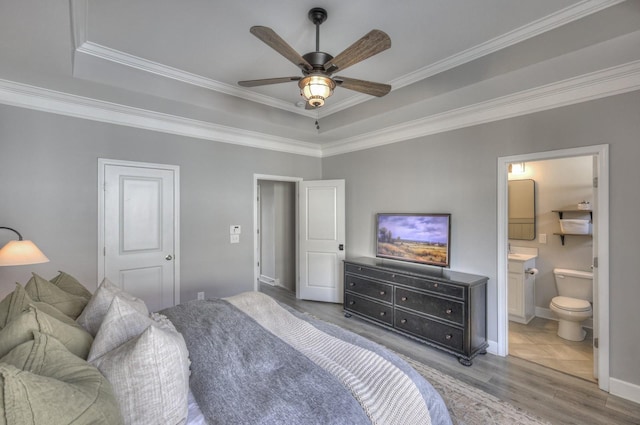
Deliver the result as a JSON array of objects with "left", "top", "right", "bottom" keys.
[{"left": 0, "top": 271, "right": 452, "bottom": 425}]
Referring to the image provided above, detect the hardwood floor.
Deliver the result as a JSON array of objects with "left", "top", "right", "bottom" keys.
[{"left": 260, "top": 284, "right": 640, "bottom": 425}]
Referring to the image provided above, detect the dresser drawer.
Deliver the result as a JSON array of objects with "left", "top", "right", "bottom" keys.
[
  {"left": 345, "top": 293, "right": 393, "bottom": 326},
  {"left": 344, "top": 274, "right": 393, "bottom": 303},
  {"left": 344, "top": 264, "right": 463, "bottom": 299},
  {"left": 395, "top": 287, "right": 464, "bottom": 325},
  {"left": 394, "top": 310, "right": 463, "bottom": 352}
]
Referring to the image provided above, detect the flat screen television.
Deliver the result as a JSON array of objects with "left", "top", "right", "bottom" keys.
[{"left": 376, "top": 213, "right": 451, "bottom": 268}]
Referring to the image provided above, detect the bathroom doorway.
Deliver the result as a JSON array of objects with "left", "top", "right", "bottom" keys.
[{"left": 497, "top": 145, "right": 609, "bottom": 391}]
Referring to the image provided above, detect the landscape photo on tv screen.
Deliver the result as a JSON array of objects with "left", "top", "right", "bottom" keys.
[{"left": 376, "top": 213, "right": 450, "bottom": 267}]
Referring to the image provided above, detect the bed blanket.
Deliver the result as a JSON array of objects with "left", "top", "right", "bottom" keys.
[{"left": 161, "top": 291, "right": 451, "bottom": 425}]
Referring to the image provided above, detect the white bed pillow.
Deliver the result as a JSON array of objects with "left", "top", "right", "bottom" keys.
[
  {"left": 76, "top": 278, "right": 148, "bottom": 337},
  {"left": 89, "top": 297, "right": 189, "bottom": 425}
]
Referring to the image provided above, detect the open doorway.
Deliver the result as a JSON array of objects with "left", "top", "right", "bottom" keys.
[
  {"left": 497, "top": 145, "right": 610, "bottom": 392},
  {"left": 253, "top": 175, "right": 302, "bottom": 295},
  {"left": 506, "top": 156, "right": 595, "bottom": 382}
]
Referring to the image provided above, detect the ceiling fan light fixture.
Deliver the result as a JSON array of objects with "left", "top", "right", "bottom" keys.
[{"left": 299, "top": 75, "right": 335, "bottom": 108}]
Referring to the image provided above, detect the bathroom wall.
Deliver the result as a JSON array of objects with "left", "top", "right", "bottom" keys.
[{"left": 509, "top": 156, "right": 593, "bottom": 314}]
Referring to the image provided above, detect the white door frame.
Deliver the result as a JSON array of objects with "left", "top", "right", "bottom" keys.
[
  {"left": 98, "top": 158, "right": 181, "bottom": 305},
  {"left": 497, "top": 144, "right": 609, "bottom": 392},
  {"left": 253, "top": 174, "right": 303, "bottom": 293}
]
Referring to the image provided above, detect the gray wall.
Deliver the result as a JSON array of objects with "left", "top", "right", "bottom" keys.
[
  {"left": 322, "top": 90, "right": 640, "bottom": 387},
  {"left": 0, "top": 104, "right": 321, "bottom": 301},
  {"left": 2, "top": 90, "right": 639, "bottom": 389}
]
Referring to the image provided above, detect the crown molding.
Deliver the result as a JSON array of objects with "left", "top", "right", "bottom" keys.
[
  {"left": 321, "top": 60, "right": 640, "bottom": 157},
  {"left": 0, "top": 79, "right": 322, "bottom": 157},
  {"left": 69, "top": 0, "right": 624, "bottom": 119},
  {"left": 75, "top": 41, "right": 316, "bottom": 118},
  {"left": 1, "top": 60, "right": 638, "bottom": 159}
]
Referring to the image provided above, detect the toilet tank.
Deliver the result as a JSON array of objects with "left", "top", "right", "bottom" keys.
[{"left": 553, "top": 268, "right": 593, "bottom": 301}]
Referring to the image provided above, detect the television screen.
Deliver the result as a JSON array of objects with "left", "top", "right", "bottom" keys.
[{"left": 376, "top": 213, "right": 451, "bottom": 267}]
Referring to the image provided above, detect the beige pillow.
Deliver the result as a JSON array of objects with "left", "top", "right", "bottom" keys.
[
  {"left": 24, "top": 273, "right": 87, "bottom": 319},
  {"left": 0, "top": 306, "right": 93, "bottom": 359},
  {"left": 0, "top": 283, "right": 78, "bottom": 329},
  {"left": 89, "top": 298, "right": 189, "bottom": 424},
  {"left": 49, "top": 271, "right": 92, "bottom": 300},
  {"left": 0, "top": 332, "right": 123, "bottom": 425},
  {"left": 76, "top": 278, "right": 148, "bottom": 337}
]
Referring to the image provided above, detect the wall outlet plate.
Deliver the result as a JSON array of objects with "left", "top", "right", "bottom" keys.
[
  {"left": 230, "top": 225, "right": 241, "bottom": 234},
  {"left": 197, "top": 292, "right": 204, "bottom": 300},
  {"left": 230, "top": 234, "right": 240, "bottom": 243}
]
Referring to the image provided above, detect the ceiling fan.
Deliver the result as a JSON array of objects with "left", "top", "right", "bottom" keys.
[{"left": 238, "top": 7, "right": 391, "bottom": 109}]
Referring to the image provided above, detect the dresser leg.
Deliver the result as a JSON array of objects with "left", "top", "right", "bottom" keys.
[{"left": 458, "top": 358, "right": 473, "bottom": 367}]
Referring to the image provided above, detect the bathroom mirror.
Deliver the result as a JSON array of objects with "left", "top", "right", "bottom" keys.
[{"left": 508, "top": 179, "right": 536, "bottom": 240}]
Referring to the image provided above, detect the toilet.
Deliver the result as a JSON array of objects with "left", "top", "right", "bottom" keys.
[{"left": 549, "top": 268, "right": 593, "bottom": 341}]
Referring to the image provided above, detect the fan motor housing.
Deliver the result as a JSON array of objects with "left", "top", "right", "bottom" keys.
[{"left": 302, "top": 51, "right": 333, "bottom": 72}]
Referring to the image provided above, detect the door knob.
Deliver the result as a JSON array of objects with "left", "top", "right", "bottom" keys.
[{"left": 165, "top": 255, "right": 173, "bottom": 261}]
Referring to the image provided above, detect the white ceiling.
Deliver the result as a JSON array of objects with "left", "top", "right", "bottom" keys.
[{"left": 1, "top": 0, "right": 640, "bottom": 155}]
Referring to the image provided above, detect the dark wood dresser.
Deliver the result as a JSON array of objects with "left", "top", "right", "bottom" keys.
[{"left": 343, "top": 257, "right": 488, "bottom": 365}]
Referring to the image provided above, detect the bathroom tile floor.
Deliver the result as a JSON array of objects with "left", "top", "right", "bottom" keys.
[{"left": 509, "top": 317, "right": 596, "bottom": 382}]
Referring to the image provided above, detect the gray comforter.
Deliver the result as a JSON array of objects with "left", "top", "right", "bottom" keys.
[{"left": 161, "top": 291, "right": 452, "bottom": 425}]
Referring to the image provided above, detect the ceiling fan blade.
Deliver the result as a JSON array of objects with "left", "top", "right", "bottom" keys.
[
  {"left": 334, "top": 76, "right": 391, "bottom": 97},
  {"left": 238, "top": 77, "right": 301, "bottom": 87},
  {"left": 250, "top": 26, "right": 312, "bottom": 72},
  {"left": 323, "top": 30, "right": 391, "bottom": 74}
]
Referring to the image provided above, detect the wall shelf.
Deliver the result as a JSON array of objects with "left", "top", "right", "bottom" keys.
[
  {"left": 552, "top": 209, "right": 592, "bottom": 221},
  {"left": 552, "top": 209, "right": 592, "bottom": 245}
]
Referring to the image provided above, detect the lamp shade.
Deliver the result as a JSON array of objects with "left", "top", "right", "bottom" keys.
[
  {"left": 299, "top": 75, "right": 336, "bottom": 107},
  {"left": 0, "top": 240, "right": 50, "bottom": 266}
]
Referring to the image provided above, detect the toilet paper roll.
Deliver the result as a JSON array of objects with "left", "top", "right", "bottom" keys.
[{"left": 526, "top": 268, "right": 539, "bottom": 275}]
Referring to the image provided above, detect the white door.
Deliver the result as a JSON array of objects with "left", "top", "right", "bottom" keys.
[
  {"left": 100, "top": 160, "right": 179, "bottom": 312},
  {"left": 298, "top": 180, "right": 345, "bottom": 303}
]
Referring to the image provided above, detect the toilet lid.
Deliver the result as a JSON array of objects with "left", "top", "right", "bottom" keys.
[{"left": 551, "top": 296, "right": 591, "bottom": 312}]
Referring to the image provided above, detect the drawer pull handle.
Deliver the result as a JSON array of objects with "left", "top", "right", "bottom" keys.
[
  {"left": 400, "top": 319, "right": 407, "bottom": 324},
  {"left": 379, "top": 291, "right": 386, "bottom": 295},
  {"left": 434, "top": 283, "right": 439, "bottom": 288},
  {"left": 379, "top": 312, "right": 386, "bottom": 317},
  {"left": 445, "top": 334, "right": 452, "bottom": 340},
  {"left": 391, "top": 274, "right": 396, "bottom": 278},
  {"left": 446, "top": 308, "right": 452, "bottom": 314},
  {"left": 349, "top": 282, "right": 355, "bottom": 287},
  {"left": 401, "top": 296, "right": 408, "bottom": 301},
  {"left": 349, "top": 301, "right": 355, "bottom": 305},
  {"left": 358, "top": 267, "right": 362, "bottom": 271}
]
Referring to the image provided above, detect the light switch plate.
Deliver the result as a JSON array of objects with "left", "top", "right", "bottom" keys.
[{"left": 539, "top": 233, "right": 547, "bottom": 244}]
